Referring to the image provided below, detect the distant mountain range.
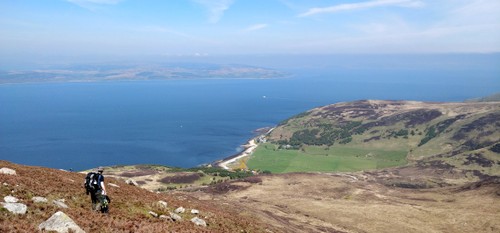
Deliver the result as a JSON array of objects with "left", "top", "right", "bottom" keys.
[{"left": 0, "top": 63, "right": 286, "bottom": 84}]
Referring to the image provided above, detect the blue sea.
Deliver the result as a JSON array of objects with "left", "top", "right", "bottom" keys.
[{"left": 1, "top": 66, "right": 499, "bottom": 170}]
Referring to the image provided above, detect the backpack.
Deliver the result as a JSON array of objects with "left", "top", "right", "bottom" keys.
[{"left": 84, "top": 172, "right": 101, "bottom": 194}]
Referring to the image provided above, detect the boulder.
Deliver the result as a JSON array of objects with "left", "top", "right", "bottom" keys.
[
  {"left": 174, "top": 206, "right": 185, "bottom": 214},
  {"left": 170, "top": 212, "right": 182, "bottom": 221},
  {"left": 149, "top": 211, "right": 158, "bottom": 218},
  {"left": 191, "top": 217, "right": 207, "bottom": 227},
  {"left": 1, "top": 202, "right": 27, "bottom": 215},
  {"left": 0, "top": 168, "right": 16, "bottom": 175},
  {"left": 53, "top": 200, "right": 69, "bottom": 209},
  {"left": 32, "top": 196, "right": 48, "bottom": 203},
  {"left": 125, "top": 179, "right": 138, "bottom": 186},
  {"left": 191, "top": 209, "right": 200, "bottom": 215},
  {"left": 38, "top": 211, "right": 85, "bottom": 233},
  {"left": 4, "top": 195, "right": 19, "bottom": 203},
  {"left": 158, "top": 200, "right": 168, "bottom": 209}
]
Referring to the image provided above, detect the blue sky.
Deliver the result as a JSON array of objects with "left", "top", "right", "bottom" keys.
[{"left": 0, "top": 0, "right": 499, "bottom": 60}]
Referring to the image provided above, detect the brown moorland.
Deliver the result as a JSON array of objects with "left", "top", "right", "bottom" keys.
[{"left": 0, "top": 160, "right": 277, "bottom": 233}]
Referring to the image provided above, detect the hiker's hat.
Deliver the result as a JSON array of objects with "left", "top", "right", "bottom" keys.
[{"left": 97, "top": 167, "right": 104, "bottom": 172}]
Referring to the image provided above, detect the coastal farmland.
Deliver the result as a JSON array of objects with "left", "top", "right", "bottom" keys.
[{"left": 246, "top": 143, "right": 407, "bottom": 173}]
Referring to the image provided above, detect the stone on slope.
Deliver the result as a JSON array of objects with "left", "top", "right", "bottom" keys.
[
  {"left": 174, "top": 206, "right": 185, "bottom": 214},
  {"left": 149, "top": 211, "right": 159, "bottom": 218},
  {"left": 32, "top": 196, "right": 48, "bottom": 203},
  {"left": 108, "top": 183, "right": 120, "bottom": 188},
  {"left": 125, "top": 179, "right": 138, "bottom": 186},
  {"left": 158, "top": 200, "right": 168, "bottom": 209},
  {"left": 191, "top": 217, "right": 207, "bottom": 227},
  {"left": 170, "top": 212, "right": 182, "bottom": 221},
  {"left": 53, "top": 200, "right": 69, "bottom": 209},
  {"left": 1, "top": 202, "right": 27, "bottom": 215},
  {"left": 38, "top": 211, "right": 85, "bottom": 233},
  {"left": 4, "top": 195, "right": 19, "bottom": 203},
  {"left": 0, "top": 167, "right": 16, "bottom": 175},
  {"left": 191, "top": 209, "right": 200, "bottom": 214}
]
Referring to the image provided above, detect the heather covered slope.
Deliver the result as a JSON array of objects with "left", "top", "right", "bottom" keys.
[
  {"left": 0, "top": 160, "right": 275, "bottom": 232},
  {"left": 250, "top": 100, "right": 500, "bottom": 175}
]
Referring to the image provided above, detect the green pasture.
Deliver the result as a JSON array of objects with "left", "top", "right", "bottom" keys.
[{"left": 247, "top": 143, "right": 408, "bottom": 173}]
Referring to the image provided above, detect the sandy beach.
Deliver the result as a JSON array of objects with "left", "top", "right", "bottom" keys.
[{"left": 217, "top": 127, "right": 274, "bottom": 170}]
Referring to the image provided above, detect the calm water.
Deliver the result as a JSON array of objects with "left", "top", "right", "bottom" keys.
[{"left": 1, "top": 69, "right": 498, "bottom": 170}]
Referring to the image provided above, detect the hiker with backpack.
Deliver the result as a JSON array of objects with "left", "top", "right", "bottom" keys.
[{"left": 84, "top": 167, "right": 109, "bottom": 213}]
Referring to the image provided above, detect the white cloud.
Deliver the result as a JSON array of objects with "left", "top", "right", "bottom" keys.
[
  {"left": 244, "top": 24, "right": 268, "bottom": 32},
  {"left": 193, "top": 0, "right": 234, "bottom": 23},
  {"left": 66, "top": 0, "right": 123, "bottom": 10},
  {"left": 299, "top": 0, "right": 424, "bottom": 17}
]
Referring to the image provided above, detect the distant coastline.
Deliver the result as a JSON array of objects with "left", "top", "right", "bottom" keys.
[{"left": 0, "top": 63, "right": 287, "bottom": 85}]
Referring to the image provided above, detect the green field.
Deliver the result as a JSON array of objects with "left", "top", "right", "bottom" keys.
[{"left": 246, "top": 143, "right": 408, "bottom": 173}]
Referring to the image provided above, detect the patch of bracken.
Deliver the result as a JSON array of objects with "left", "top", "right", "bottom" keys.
[
  {"left": 242, "top": 176, "right": 262, "bottom": 184},
  {"left": 380, "top": 109, "right": 442, "bottom": 127},
  {"left": 363, "top": 135, "right": 381, "bottom": 142},
  {"left": 463, "top": 153, "right": 494, "bottom": 167},
  {"left": 490, "top": 143, "right": 500, "bottom": 153},
  {"left": 205, "top": 181, "right": 244, "bottom": 194},
  {"left": 453, "top": 113, "right": 500, "bottom": 140},
  {"left": 159, "top": 173, "right": 201, "bottom": 184},
  {"left": 120, "top": 170, "right": 157, "bottom": 177},
  {"left": 461, "top": 140, "right": 495, "bottom": 151}
]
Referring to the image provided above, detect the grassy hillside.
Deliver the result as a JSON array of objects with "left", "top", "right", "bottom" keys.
[
  {"left": 248, "top": 100, "right": 500, "bottom": 175},
  {"left": 0, "top": 161, "right": 274, "bottom": 232}
]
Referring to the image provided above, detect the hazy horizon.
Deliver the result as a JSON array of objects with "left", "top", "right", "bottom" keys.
[{"left": 1, "top": 0, "right": 499, "bottom": 66}]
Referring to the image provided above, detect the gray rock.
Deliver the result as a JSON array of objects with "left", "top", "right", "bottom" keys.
[
  {"left": 174, "top": 206, "right": 185, "bottom": 214},
  {"left": 108, "top": 183, "right": 120, "bottom": 188},
  {"left": 190, "top": 209, "right": 200, "bottom": 215},
  {"left": 3, "top": 183, "right": 8, "bottom": 186},
  {"left": 0, "top": 168, "right": 16, "bottom": 175},
  {"left": 53, "top": 200, "right": 69, "bottom": 209},
  {"left": 125, "top": 179, "right": 138, "bottom": 186},
  {"left": 149, "top": 211, "right": 158, "bottom": 218},
  {"left": 170, "top": 212, "right": 182, "bottom": 221},
  {"left": 1, "top": 202, "right": 27, "bottom": 215},
  {"left": 38, "top": 211, "right": 85, "bottom": 233},
  {"left": 158, "top": 200, "right": 168, "bottom": 209},
  {"left": 159, "top": 215, "right": 171, "bottom": 221},
  {"left": 32, "top": 196, "right": 48, "bottom": 203},
  {"left": 191, "top": 217, "right": 207, "bottom": 227},
  {"left": 4, "top": 195, "right": 18, "bottom": 203}
]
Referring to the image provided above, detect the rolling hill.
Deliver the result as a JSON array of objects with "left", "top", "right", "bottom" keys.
[{"left": 248, "top": 100, "right": 500, "bottom": 177}]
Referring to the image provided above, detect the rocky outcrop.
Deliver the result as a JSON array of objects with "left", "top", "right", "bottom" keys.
[
  {"left": 38, "top": 211, "right": 85, "bottom": 233},
  {"left": 0, "top": 167, "right": 16, "bottom": 175},
  {"left": 191, "top": 209, "right": 200, "bottom": 214}
]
